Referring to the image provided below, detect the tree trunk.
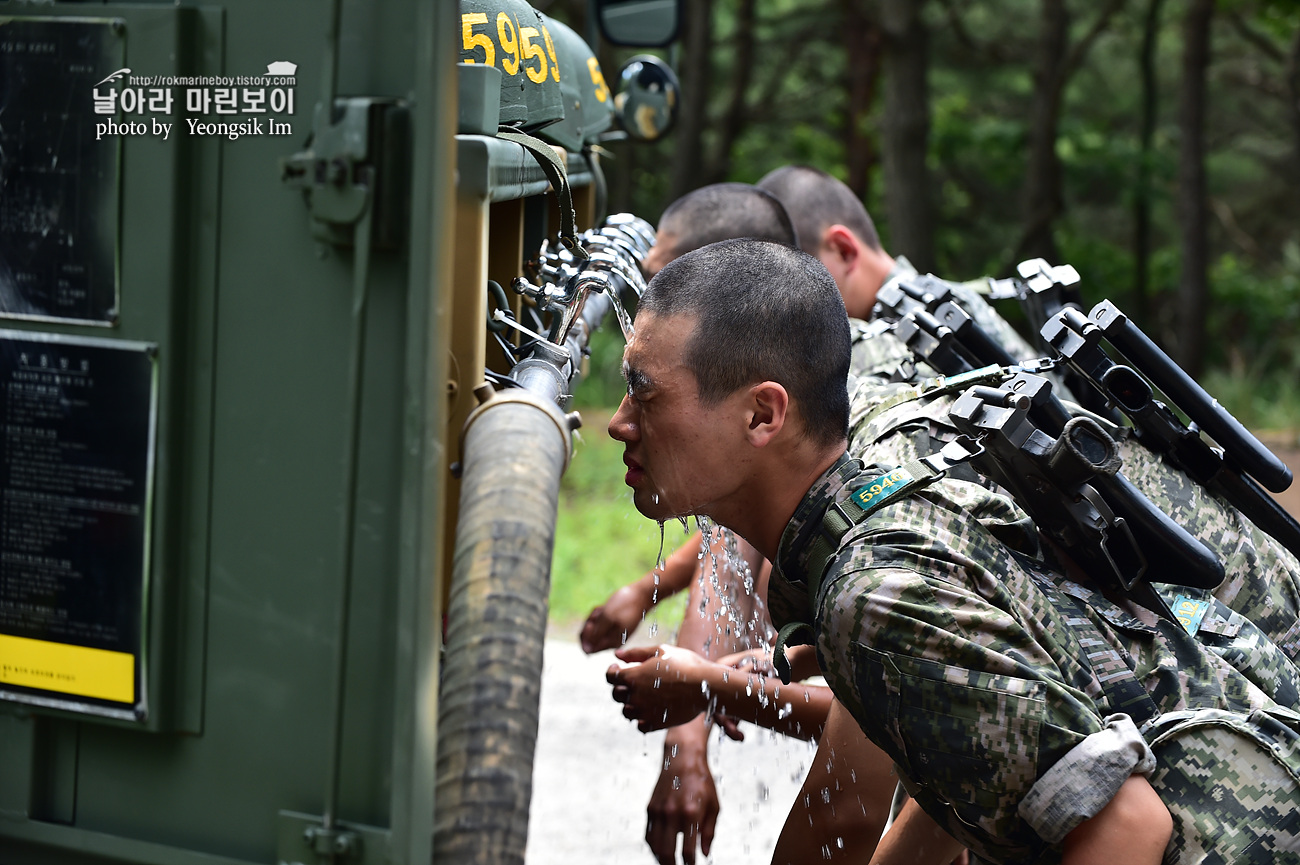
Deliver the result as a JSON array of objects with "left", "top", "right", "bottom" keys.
[
  {"left": 880, "top": 0, "right": 933, "bottom": 270},
  {"left": 1013, "top": 0, "right": 1125, "bottom": 270},
  {"left": 841, "top": 0, "right": 883, "bottom": 205},
  {"left": 1286, "top": 27, "right": 1300, "bottom": 183},
  {"left": 668, "top": 0, "right": 714, "bottom": 201},
  {"left": 1015, "top": 0, "right": 1070, "bottom": 267},
  {"left": 1133, "top": 0, "right": 1164, "bottom": 323},
  {"left": 1176, "top": 0, "right": 1215, "bottom": 376},
  {"left": 707, "top": 0, "right": 758, "bottom": 183}
]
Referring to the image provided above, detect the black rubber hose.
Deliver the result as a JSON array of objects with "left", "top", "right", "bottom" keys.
[{"left": 433, "top": 393, "right": 569, "bottom": 865}]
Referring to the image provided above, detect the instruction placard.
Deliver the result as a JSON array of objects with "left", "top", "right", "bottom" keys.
[{"left": 0, "top": 331, "right": 156, "bottom": 719}]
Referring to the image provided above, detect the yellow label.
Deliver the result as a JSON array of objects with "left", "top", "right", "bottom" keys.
[{"left": 0, "top": 633, "right": 134, "bottom": 703}]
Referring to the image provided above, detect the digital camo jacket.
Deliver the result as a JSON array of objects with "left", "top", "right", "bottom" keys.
[{"left": 768, "top": 453, "right": 1300, "bottom": 864}]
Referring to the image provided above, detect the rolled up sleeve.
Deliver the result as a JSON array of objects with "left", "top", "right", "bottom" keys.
[{"left": 1018, "top": 713, "right": 1156, "bottom": 843}]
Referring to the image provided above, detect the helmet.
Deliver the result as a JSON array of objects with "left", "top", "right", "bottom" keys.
[
  {"left": 536, "top": 15, "right": 614, "bottom": 151},
  {"left": 458, "top": 0, "right": 564, "bottom": 132}
]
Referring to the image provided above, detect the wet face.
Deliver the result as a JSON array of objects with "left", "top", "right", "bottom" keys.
[{"left": 607, "top": 310, "right": 753, "bottom": 522}]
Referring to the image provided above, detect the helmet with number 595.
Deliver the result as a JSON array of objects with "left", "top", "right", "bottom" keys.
[{"left": 457, "top": 0, "right": 565, "bottom": 132}]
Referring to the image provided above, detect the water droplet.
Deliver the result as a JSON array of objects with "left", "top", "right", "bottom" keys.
[
  {"left": 653, "top": 677, "right": 661, "bottom": 689},
  {"left": 722, "top": 671, "right": 729, "bottom": 683},
  {"left": 671, "top": 743, "right": 678, "bottom": 758},
  {"left": 836, "top": 837, "right": 844, "bottom": 850},
  {"left": 821, "top": 843, "right": 832, "bottom": 860},
  {"left": 821, "top": 786, "right": 831, "bottom": 804},
  {"left": 649, "top": 622, "right": 658, "bottom": 637},
  {"left": 672, "top": 775, "right": 681, "bottom": 790},
  {"left": 700, "top": 681, "right": 710, "bottom": 697},
  {"left": 778, "top": 702, "right": 793, "bottom": 720},
  {"left": 848, "top": 769, "right": 857, "bottom": 783}
]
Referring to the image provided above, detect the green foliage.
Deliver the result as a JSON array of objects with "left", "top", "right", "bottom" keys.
[
  {"left": 549, "top": 0, "right": 1300, "bottom": 435},
  {"left": 1202, "top": 366, "right": 1300, "bottom": 432},
  {"left": 571, "top": 326, "right": 630, "bottom": 408},
  {"left": 1205, "top": 247, "right": 1300, "bottom": 371}
]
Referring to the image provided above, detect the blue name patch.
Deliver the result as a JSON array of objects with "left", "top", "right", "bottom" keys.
[{"left": 850, "top": 468, "right": 914, "bottom": 512}]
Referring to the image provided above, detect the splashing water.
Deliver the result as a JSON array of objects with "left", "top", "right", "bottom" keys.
[
  {"left": 605, "top": 284, "right": 636, "bottom": 341},
  {"left": 777, "top": 702, "right": 793, "bottom": 720}
]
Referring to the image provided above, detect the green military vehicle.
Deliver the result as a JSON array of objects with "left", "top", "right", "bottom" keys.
[{"left": 0, "top": 1, "right": 676, "bottom": 862}]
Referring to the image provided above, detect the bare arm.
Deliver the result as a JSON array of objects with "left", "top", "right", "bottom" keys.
[
  {"left": 647, "top": 719, "right": 718, "bottom": 865},
  {"left": 609, "top": 643, "right": 832, "bottom": 740},
  {"left": 773, "top": 699, "right": 898, "bottom": 864},
  {"left": 635, "top": 528, "right": 754, "bottom": 865},
  {"left": 869, "top": 799, "right": 964, "bottom": 865},
  {"left": 580, "top": 530, "right": 704, "bottom": 654},
  {"left": 1061, "top": 775, "right": 1171, "bottom": 865}
]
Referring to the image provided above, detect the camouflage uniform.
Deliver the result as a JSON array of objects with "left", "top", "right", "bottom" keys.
[{"left": 768, "top": 453, "right": 1300, "bottom": 864}]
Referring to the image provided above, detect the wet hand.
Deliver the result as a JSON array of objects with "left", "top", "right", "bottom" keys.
[
  {"left": 646, "top": 734, "right": 718, "bottom": 865},
  {"left": 606, "top": 645, "right": 712, "bottom": 732},
  {"left": 717, "top": 647, "right": 777, "bottom": 677},
  {"left": 580, "top": 581, "right": 652, "bottom": 653}
]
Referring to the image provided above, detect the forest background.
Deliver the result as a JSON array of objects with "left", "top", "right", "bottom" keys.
[{"left": 535, "top": 0, "right": 1300, "bottom": 623}]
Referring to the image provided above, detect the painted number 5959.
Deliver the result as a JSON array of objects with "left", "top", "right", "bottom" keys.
[{"left": 461, "top": 11, "right": 561, "bottom": 85}]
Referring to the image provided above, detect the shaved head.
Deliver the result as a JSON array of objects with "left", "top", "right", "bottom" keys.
[
  {"left": 757, "top": 165, "right": 882, "bottom": 254},
  {"left": 657, "top": 183, "right": 798, "bottom": 258}
]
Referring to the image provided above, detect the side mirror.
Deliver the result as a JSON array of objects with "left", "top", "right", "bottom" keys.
[
  {"left": 593, "top": 0, "right": 680, "bottom": 47},
  {"left": 612, "top": 54, "right": 679, "bottom": 142}
]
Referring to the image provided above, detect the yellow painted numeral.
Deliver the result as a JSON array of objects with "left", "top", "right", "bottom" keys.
[
  {"left": 519, "top": 26, "right": 548, "bottom": 84},
  {"left": 542, "top": 26, "right": 561, "bottom": 82},
  {"left": 497, "top": 13, "right": 520, "bottom": 76},
  {"left": 461, "top": 12, "right": 495, "bottom": 66},
  {"left": 587, "top": 56, "right": 610, "bottom": 103}
]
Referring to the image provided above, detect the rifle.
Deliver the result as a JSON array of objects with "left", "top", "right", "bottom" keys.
[
  {"left": 1042, "top": 301, "right": 1300, "bottom": 560},
  {"left": 948, "top": 372, "right": 1225, "bottom": 622}
]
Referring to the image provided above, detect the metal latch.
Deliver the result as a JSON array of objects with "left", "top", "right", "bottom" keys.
[
  {"left": 277, "top": 810, "right": 389, "bottom": 865},
  {"left": 281, "top": 97, "right": 409, "bottom": 249}
]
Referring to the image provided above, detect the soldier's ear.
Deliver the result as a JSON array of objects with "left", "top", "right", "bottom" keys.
[
  {"left": 745, "top": 381, "right": 789, "bottom": 448},
  {"left": 821, "top": 225, "right": 860, "bottom": 268}
]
